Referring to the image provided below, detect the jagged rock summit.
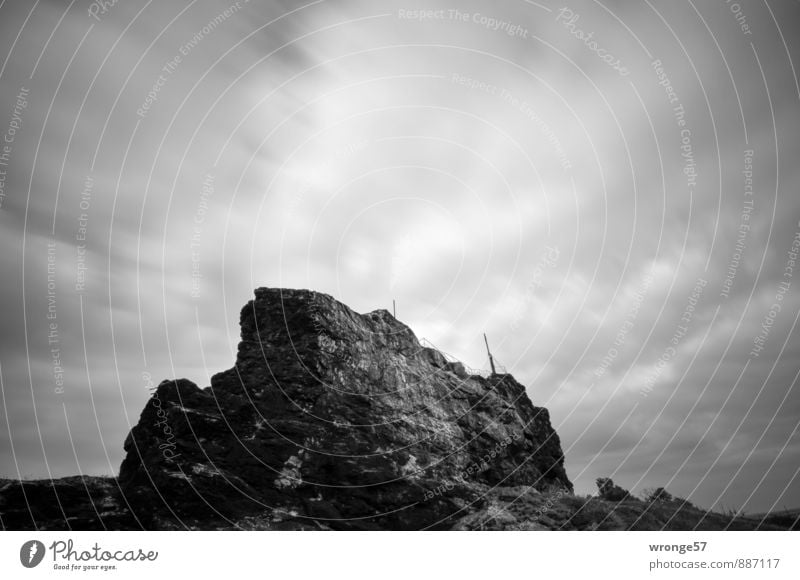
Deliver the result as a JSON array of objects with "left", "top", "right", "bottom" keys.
[
  {"left": 4, "top": 288, "right": 572, "bottom": 530},
  {"left": 4, "top": 289, "right": 796, "bottom": 530},
  {"left": 119, "top": 287, "right": 571, "bottom": 529}
]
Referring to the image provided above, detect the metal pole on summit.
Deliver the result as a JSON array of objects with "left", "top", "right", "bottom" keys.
[
  {"left": 484, "top": 333, "right": 497, "bottom": 375},
  {"left": 393, "top": 299, "right": 396, "bottom": 318}
]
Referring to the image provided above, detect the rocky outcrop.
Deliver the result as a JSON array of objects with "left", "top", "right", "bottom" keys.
[
  {"left": 118, "top": 288, "right": 571, "bottom": 529},
  {"left": 3, "top": 288, "right": 797, "bottom": 530},
  {"left": 1, "top": 287, "right": 572, "bottom": 530},
  {"left": 5, "top": 284, "right": 798, "bottom": 531}
]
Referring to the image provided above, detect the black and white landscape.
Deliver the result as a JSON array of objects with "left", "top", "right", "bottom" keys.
[{"left": 0, "top": 0, "right": 798, "bottom": 531}]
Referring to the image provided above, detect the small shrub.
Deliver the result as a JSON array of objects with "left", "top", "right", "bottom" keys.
[
  {"left": 595, "top": 477, "right": 630, "bottom": 501},
  {"left": 644, "top": 486, "right": 674, "bottom": 504}
]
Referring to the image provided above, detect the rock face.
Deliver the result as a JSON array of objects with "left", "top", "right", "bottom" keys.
[{"left": 117, "top": 288, "right": 571, "bottom": 529}]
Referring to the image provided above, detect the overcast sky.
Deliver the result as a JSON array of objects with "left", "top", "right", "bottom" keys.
[{"left": 1, "top": 0, "right": 798, "bottom": 514}]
